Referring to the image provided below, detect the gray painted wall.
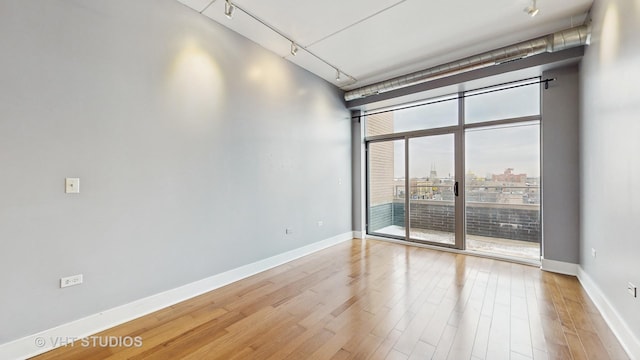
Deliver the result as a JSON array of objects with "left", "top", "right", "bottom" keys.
[
  {"left": 541, "top": 65, "right": 580, "bottom": 263},
  {"left": 580, "top": 0, "right": 640, "bottom": 342},
  {"left": 0, "top": 0, "right": 351, "bottom": 343}
]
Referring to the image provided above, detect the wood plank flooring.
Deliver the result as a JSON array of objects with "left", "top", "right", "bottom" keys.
[{"left": 32, "top": 239, "right": 628, "bottom": 360}]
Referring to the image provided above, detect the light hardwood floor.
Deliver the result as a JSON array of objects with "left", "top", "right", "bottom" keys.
[{"left": 32, "top": 239, "right": 628, "bottom": 360}]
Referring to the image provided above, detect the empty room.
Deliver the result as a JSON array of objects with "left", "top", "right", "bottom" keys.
[{"left": 1, "top": 0, "right": 639, "bottom": 359}]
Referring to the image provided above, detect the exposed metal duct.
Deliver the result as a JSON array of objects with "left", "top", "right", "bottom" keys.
[{"left": 344, "top": 25, "right": 590, "bottom": 101}]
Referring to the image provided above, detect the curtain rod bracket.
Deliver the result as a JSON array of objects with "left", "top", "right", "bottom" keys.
[{"left": 542, "top": 78, "right": 556, "bottom": 90}]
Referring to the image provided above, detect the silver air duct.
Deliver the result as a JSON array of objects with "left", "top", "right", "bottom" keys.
[{"left": 344, "top": 25, "right": 590, "bottom": 101}]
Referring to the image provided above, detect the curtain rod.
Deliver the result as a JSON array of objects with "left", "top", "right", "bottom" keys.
[{"left": 353, "top": 76, "right": 554, "bottom": 119}]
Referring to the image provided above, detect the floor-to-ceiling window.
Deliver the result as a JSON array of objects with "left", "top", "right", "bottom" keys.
[
  {"left": 368, "top": 139, "right": 405, "bottom": 239},
  {"left": 365, "top": 79, "right": 541, "bottom": 263}
]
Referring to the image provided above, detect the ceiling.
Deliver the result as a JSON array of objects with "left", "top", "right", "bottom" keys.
[{"left": 176, "top": 0, "right": 593, "bottom": 91}]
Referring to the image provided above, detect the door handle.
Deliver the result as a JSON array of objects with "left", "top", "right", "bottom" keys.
[{"left": 454, "top": 181, "right": 459, "bottom": 197}]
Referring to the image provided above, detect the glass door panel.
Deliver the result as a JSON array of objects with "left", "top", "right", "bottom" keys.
[
  {"left": 465, "top": 122, "right": 541, "bottom": 260},
  {"left": 368, "top": 140, "right": 405, "bottom": 239},
  {"left": 408, "top": 134, "right": 456, "bottom": 245}
]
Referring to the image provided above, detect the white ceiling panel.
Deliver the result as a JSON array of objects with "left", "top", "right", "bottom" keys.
[
  {"left": 307, "top": 0, "right": 592, "bottom": 88},
  {"left": 176, "top": 0, "right": 213, "bottom": 13},
  {"left": 201, "top": 1, "right": 292, "bottom": 57},
  {"left": 178, "top": 0, "right": 593, "bottom": 91},
  {"left": 230, "top": 0, "right": 404, "bottom": 46}
]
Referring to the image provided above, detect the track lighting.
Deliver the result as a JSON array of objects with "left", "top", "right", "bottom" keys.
[
  {"left": 214, "top": 1, "right": 356, "bottom": 85},
  {"left": 524, "top": 0, "right": 539, "bottom": 17},
  {"left": 224, "top": 0, "right": 235, "bottom": 19}
]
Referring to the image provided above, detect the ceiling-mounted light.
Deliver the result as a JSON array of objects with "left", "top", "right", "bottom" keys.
[
  {"left": 524, "top": 0, "right": 539, "bottom": 17},
  {"left": 210, "top": 1, "right": 357, "bottom": 86},
  {"left": 224, "top": 0, "right": 235, "bottom": 19}
]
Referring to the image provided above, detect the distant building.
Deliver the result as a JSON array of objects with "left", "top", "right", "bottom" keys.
[
  {"left": 492, "top": 168, "right": 527, "bottom": 183},
  {"left": 429, "top": 164, "right": 438, "bottom": 181},
  {"left": 367, "top": 112, "right": 396, "bottom": 205}
]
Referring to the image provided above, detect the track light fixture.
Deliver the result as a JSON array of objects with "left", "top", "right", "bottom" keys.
[
  {"left": 524, "top": 0, "right": 539, "bottom": 17},
  {"left": 214, "top": 0, "right": 356, "bottom": 85},
  {"left": 224, "top": 0, "right": 235, "bottom": 19}
]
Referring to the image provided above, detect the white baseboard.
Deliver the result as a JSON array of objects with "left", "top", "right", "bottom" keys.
[
  {"left": 0, "top": 232, "right": 354, "bottom": 360},
  {"left": 540, "top": 258, "right": 578, "bottom": 276},
  {"left": 352, "top": 231, "right": 363, "bottom": 239},
  {"left": 577, "top": 267, "right": 640, "bottom": 360}
]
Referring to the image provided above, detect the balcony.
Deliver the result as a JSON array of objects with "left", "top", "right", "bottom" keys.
[{"left": 369, "top": 184, "right": 540, "bottom": 261}]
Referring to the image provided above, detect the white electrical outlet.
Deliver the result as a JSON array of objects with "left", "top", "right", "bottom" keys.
[
  {"left": 591, "top": 248, "right": 596, "bottom": 258},
  {"left": 628, "top": 282, "right": 637, "bottom": 298},
  {"left": 60, "top": 274, "right": 83, "bottom": 288},
  {"left": 317, "top": 221, "right": 323, "bottom": 227},
  {"left": 285, "top": 228, "right": 293, "bottom": 235}
]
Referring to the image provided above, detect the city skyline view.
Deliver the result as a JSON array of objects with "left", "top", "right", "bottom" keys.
[
  {"left": 380, "top": 81, "right": 541, "bottom": 179},
  {"left": 393, "top": 121, "right": 540, "bottom": 179}
]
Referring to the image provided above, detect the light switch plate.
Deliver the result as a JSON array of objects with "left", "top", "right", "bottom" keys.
[{"left": 65, "top": 178, "right": 80, "bottom": 193}]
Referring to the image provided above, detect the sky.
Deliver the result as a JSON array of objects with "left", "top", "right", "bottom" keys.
[{"left": 388, "top": 82, "right": 541, "bottom": 179}]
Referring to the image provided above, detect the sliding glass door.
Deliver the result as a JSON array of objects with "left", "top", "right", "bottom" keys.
[
  {"left": 365, "top": 79, "right": 541, "bottom": 262},
  {"left": 368, "top": 131, "right": 461, "bottom": 248},
  {"left": 408, "top": 134, "right": 456, "bottom": 246}
]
